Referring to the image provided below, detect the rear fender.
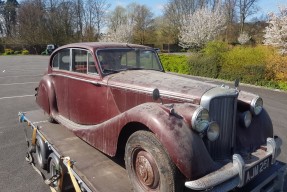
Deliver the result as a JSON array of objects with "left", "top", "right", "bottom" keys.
[{"left": 36, "top": 75, "right": 57, "bottom": 116}]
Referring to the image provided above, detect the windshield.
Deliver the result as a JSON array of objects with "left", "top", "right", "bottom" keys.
[{"left": 96, "top": 48, "right": 163, "bottom": 74}]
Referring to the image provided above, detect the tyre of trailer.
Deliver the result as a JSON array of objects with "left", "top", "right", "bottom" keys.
[
  {"left": 124, "top": 131, "right": 182, "bottom": 192},
  {"left": 36, "top": 134, "right": 50, "bottom": 169},
  {"left": 48, "top": 153, "right": 64, "bottom": 191}
]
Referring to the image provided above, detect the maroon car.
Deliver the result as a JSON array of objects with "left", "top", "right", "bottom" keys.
[{"left": 35, "top": 42, "right": 282, "bottom": 191}]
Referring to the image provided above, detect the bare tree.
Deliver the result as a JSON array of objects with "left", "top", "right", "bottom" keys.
[
  {"left": 134, "top": 5, "right": 155, "bottom": 44},
  {"left": 237, "top": 0, "right": 258, "bottom": 32},
  {"left": 18, "top": 0, "right": 47, "bottom": 44},
  {"left": 83, "top": 0, "right": 110, "bottom": 41},
  {"left": 107, "top": 5, "right": 127, "bottom": 32}
]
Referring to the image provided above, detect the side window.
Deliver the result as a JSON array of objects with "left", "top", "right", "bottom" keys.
[
  {"left": 88, "top": 53, "right": 97, "bottom": 74},
  {"left": 72, "top": 49, "right": 87, "bottom": 73},
  {"left": 71, "top": 49, "right": 98, "bottom": 74},
  {"left": 52, "top": 49, "right": 70, "bottom": 70}
]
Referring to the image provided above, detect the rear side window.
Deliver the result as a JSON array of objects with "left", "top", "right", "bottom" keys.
[
  {"left": 52, "top": 48, "right": 97, "bottom": 74},
  {"left": 71, "top": 49, "right": 97, "bottom": 74},
  {"left": 52, "top": 49, "right": 70, "bottom": 71}
]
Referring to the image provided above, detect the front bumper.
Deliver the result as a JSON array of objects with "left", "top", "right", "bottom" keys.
[{"left": 185, "top": 137, "right": 284, "bottom": 191}]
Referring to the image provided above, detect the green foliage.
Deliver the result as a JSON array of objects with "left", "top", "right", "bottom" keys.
[
  {"left": 159, "top": 43, "right": 287, "bottom": 91},
  {"left": 159, "top": 54, "right": 189, "bottom": 74},
  {"left": 14, "top": 50, "right": 21, "bottom": 54},
  {"left": 21, "top": 49, "right": 29, "bottom": 55},
  {"left": 188, "top": 41, "right": 229, "bottom": 78},
  {"left": 188, "top": 54, "right": 221, "bottom": 78},
  {"left": 219, "top": 46, "right": 271, "bottom": 85},
  {"left": 4, "top": 48, "right": 14, "bottom": 55}
]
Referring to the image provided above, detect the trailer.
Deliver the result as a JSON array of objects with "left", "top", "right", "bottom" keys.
[{"left": 19, "top": 110, "right": 286, "bottom": 192}]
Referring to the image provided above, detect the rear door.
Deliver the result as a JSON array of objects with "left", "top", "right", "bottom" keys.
[{"left": 68, "top": 49, "right": 109, "bottom": 125}]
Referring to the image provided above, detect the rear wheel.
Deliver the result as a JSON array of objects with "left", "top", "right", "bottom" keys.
[
  {"left": 36, "top": 135, "right": 49, "bottom": 169},
  {"left": 125, "top": 131, "right": 181, "bottom": 192}
]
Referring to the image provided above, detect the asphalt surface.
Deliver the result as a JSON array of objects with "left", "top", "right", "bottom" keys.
[{"left": 0, "top": 56, "right": 286, "bottom": 192}]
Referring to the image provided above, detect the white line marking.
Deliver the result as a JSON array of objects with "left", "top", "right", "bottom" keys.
[
  {"left": 0, "top": 82, "right": 38, "bottom": 86},
  {"left": 0, "top": 75, "right": 42, "bottom": 79},
  {"left": 0, "top": 95, "right": 34, "bottom": 100}
]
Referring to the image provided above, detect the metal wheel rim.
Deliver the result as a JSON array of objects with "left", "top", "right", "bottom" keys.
[{"left": 132, "top": 149, "right": 160, "bottom": 190}]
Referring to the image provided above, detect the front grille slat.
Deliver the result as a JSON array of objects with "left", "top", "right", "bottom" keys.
[{"left": 206, "top": 96, "right": 237, "bottom": 160}]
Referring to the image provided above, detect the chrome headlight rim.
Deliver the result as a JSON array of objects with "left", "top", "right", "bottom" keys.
[
  {"left": 191, "top": 107, "right": 209, "bottom": 133},
  {"left": 250, "top": 96, "right": 263, "bottom": 115},
  {"left": 207, "top": 121, "right": 220, "bottom": 142}
]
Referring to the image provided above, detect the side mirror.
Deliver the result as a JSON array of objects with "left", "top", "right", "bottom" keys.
[
  {"left": 152, "top": 88, "right": 160, "bottom": 101},
  {"left": 152, "top": 88, "right": 163, "bottom": 104}
]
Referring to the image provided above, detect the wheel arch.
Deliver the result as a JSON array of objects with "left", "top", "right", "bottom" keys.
[
  {"left": 36, "top": 75, "right": 58, "bottom": 116},
  {"left": 116, "top": 103, "right": 217, "bottom": 180}
]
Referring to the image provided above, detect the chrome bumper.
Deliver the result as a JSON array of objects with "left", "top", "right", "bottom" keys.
[{"left": 185, "top": 137, "right": 282, "bottom": 191}]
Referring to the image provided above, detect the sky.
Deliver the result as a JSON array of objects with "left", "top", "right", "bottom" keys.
[{"left": 108, "top": 0, "right": 287, "bottom": 18}]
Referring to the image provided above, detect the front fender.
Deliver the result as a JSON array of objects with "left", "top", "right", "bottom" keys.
[
  {"left": 74, "top": 102, "right": 217, "bottom": 180},
  {"left": 126, "top": 103, "right": 217, "bottom": 180}
]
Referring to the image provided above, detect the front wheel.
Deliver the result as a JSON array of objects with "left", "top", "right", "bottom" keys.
[{"left": 125, "top": 131, "right": 181, "bottom": 192}]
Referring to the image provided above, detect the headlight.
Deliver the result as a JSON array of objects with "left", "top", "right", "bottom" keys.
[
  {"left": 207, "top": 122, "right": 220, "bottom": 141},
  {"left": 191, "top": 107, "right": 209, "bottom": 133},
  {"left": 250, "top": 96, "right": 263, "bottom": 115},
  {"left": 239, "top": 111, "right": 252, "bottom": 128}
]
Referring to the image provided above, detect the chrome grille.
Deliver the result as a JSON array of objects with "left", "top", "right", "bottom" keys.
[{"left": 205, "top": 96, "right": 237, "bottom": 160}]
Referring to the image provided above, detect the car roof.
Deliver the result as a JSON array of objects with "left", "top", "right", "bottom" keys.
[{"left": 59, "top": 42, "right": 151, "bottom": 50}]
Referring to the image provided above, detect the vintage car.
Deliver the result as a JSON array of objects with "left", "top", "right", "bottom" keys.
[{"left": 35, "top": 42, "right": 282, "bottom": 191}]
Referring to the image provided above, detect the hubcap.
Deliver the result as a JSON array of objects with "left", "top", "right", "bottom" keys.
[{"left": 134, "top": 150, "right": 159, "bottom": 190}]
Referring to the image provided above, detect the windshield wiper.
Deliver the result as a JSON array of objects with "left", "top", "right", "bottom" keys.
[{"left": 103, "top": 69, "right": 121, "bottom": 74}]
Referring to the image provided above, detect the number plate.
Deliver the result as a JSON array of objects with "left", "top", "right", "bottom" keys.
[{"left": 244, "top": 155, "right": 272, "bottom": 184}]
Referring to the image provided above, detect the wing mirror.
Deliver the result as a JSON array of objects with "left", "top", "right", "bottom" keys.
[{"left": 152, "top": 88, "right": 163, "bottom": 104}]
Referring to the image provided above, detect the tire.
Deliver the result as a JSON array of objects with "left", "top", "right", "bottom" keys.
[
  {"left": 36, "top": 135, "right": 49, "bottom": 169},
  {"left": 48, "top": 153, "right": 64, "bottom": 190},
  {"left": 125, "top": 131, "right": 181, "bottom": 192},
  {"left": 48, "top": 116, "right": 57, "bottom": 123}
]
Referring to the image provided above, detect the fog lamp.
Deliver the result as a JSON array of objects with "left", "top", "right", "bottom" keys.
[{"left": 207, "top": 122, "right": 220, "bottom": 141}]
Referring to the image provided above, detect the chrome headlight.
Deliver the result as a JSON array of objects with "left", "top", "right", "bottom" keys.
[
  {"left": 239, "top": 111, "right": 252, "bottom": 128},
  {"left": 250, "top": 96, "right": 263, "bottom": 115},
  {"left": 191, "top": 107, "right": 209, "bottom": 133},
  {"left": 207, "top": 122, "right": 220, "bottom": 141}
]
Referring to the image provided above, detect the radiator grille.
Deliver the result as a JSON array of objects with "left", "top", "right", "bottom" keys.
[{"left": 205, "top": 96, "right": 237, "bottom": 160}]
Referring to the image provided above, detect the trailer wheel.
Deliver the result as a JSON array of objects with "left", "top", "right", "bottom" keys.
[
  {"left": 125, "top": 131, "right": 181, "bottom": 192},
  {"left": 36, "top": 135, "right": 49, "bottom": 169},
  {"left": 49, "top": 153, "right": 64, "bottom": 190}
]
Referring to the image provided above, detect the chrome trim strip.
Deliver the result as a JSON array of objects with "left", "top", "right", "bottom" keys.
[{"left": 49, "top": 73, "right": 195, "bottom": 103}]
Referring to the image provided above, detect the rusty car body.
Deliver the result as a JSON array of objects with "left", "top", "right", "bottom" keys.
[{"left": 35, "top": 42, "right": 282, "bottom": 191}]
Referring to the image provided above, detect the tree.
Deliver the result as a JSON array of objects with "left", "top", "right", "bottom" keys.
[
  {"left": 178, "top": 6, "right": 226, "bottom": 48},
  {"left": 264, "top": 6, "right": 287, "bottom": 54},
  {"left": 100, "top": 23, "right": 134, "bottom": 43},
  {"left": 238, "top": 31, "right": 250, "bottom": 44},
  {"left": 237, "top": 0, "right": 258, "bottom": 32},
  {"left": 3, "top": 0, "right": 18, "bottom": 37},
  {"left": 107, "top": 5, "right": 127, "bottom": 32},
  {"left": 132, "top": 4, "right": 155, "bottom": 44},
  {"left": 82, "top": 0, "right": 110, "bottom": 41}
]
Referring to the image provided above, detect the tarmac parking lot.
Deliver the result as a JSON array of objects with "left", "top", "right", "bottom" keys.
[{"left": 0, "top": 56, "right": 286, "bottom": 192}]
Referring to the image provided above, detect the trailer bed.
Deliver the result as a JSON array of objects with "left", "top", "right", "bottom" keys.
[{"left": 21, "top": 110, "right": 132, "bottom": 192}]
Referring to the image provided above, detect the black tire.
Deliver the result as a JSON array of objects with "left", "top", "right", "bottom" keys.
[
  {"left": 48, "top": 116, "right": 57, "bottom": 123},
  {"left": 125, "top": 131, "right": 181, "bottom": 192},
  {"left": 36, "top": 135, "right": 49, "bottom": 169},
  {"left": 48, "top": 153, "right": 63, "bottom": 190}
]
